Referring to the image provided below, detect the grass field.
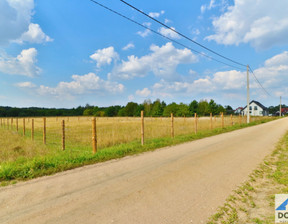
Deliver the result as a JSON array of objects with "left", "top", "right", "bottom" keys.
[{"left": 0, "top": 115, "right": 276, "bottom": 185}]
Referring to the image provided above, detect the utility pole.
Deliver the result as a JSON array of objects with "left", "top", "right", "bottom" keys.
[
  {"left": 280, "top": 96, "right": 282, "bottom": 117},
  {"left": 247, "top": 65, "right": 250, "bottom": 123}
]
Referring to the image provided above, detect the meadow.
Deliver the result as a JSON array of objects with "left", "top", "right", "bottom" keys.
[{"left": 0, "top": 115, "right": 275, "bottom": 184}]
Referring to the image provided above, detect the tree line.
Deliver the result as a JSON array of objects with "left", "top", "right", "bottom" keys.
[
  {"left": 0, "top": 99, "right": 233, "bottom": 118},
  {"left": 83, "top": 99, "right": 234, "bottom": 117}
]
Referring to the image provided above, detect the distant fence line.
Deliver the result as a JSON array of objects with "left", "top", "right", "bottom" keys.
[{"left": 0, "top": 112, "right": 259, "bottom": 154}]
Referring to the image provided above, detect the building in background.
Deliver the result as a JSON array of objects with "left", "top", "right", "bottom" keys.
[{"left": 241, "top": 101, "right": 269, "bottom": 116}]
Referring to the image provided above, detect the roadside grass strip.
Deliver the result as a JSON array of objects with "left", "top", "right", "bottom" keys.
[
  {"left": 207, "top": 130, "right": 288, "bottom": 224},
  {"left": 0, "top": 117, "right": 277, "bottom": 186}
]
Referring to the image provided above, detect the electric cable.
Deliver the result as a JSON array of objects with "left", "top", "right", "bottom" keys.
[
  {"left": 88, "top": 0, "right": 245, "bottom": 70},
  {"left": 248, "top": 65, "right": 271, "bottom": 96},
  {"left": 119, "top": 0, "right": 247, "bottom": 68}
]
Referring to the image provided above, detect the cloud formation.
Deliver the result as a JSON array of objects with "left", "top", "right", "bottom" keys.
[
  {"left": 0, "top": 0, "right": 51, "bottom": 45},
  {"left": 0, "top": 48, "right": 41, "bottom": 77},
  {"left": 148, "top": 10, "right": 165, "bottom": 18},
  {"left": 90, "top": 47, "right": 119, "bottom": 68},
  {"left": 206, "top": 0, "right": 288, "bottom": 49},
  {"left": 16, "top": 23, "right": 53, "bottom": 44},
  {"left": 37, "top": 72, "right": 124, "bottom": 98},
  {"left": 114, "top": 42, "right": 198, "bottom": 80},
  {"left": 158, "top": 27, "right": 180, "bottom": 39}
]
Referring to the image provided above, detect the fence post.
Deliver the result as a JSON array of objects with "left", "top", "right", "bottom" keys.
[
  {"left": 23, "top": 118, "right": 25, "bottom": 136},
  {"left": 92, "top": 117, "right": 97, "bottom": 154},
  {"left": 194, "top": 113, "right": 197, "bottom": 134},
  {"left": 31, "top": 119, "right": 34, "bottom": 140},
  {"left": 62, "top": 120, "right": 65, "bottom": 151},
  {"left": 221, "top": 113, "right": 224, "bottom": 128},
  {"left": 43, "top": 117, "right": 46, "bottom": 144},
  {"left": 171, "top": 113, "right": 174, "bottom": 138},
  {"left": 210, "top": 113, "right": 212, "bottom": 130},
  {"left": 11, "top": 118, "right": 13, "bottom": 129},
  {"left": 141, "top": 110, "right": 144, "bottom": 145}
]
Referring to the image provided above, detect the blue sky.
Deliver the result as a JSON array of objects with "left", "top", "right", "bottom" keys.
[{"left": 0, "top": 0, "right": 288, "bottom": 109}]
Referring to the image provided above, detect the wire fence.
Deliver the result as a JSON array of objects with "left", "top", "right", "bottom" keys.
[{"left": 0, "top": 113, "right": 271, "bottom": 154}]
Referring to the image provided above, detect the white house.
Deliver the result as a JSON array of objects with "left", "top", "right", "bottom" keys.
[{"left": 241, "top": 100, "right": 269, "bottom": 116}]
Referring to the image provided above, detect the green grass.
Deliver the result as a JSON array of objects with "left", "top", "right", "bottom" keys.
[{"left": 0, "top": 117, "right": 277, "bottom": 184}]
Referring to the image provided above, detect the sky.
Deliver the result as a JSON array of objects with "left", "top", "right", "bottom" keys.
[{"left": 0, "top": 0, "right": 288, "bottom": 109}]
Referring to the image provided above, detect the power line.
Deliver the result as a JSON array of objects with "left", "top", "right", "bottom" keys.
[
  {"left": 88, "top": 0, "right": 245, "bottom": 70},
  {"left": 119, "top": 0, "right": 247, "bottom": 68},
  {"left": 89, "top": 0, "right": 272, "bottom": 98},
  {"left": 248, "top": 65, "right": 271, "bottom": 96}
]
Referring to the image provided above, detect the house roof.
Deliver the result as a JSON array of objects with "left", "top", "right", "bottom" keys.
[
  {"left": 281, "top": 108, "right": 288, "bottom": 113},
  {"left": 241, "top": 100, "right": 267, "bottom": 110}
]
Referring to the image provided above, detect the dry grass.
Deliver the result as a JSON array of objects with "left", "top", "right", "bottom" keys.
[
  {"left": 0, "top": 115, "right": 273, "bottom": 160},
  {"left": 0, "top": 115, "right": 276, "bottom": 183}
]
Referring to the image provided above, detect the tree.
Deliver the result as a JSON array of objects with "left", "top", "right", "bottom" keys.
[
  {"left": 189, "top": 100, "right": 198, "bottom": 115},
  {"left": 197, "top": 100, "right": 209, "bottom": 116},
  {"left": 176, "top": 103, "right": 190, "bottom": 117},
  {"left": 163, "top": 103, "right": 178, "bottom": 117},
  {"left": 150, "top": 99, "right": 164, "bottom": 117},
  {"left": 125, "top": 102, "right": 138, "bottom": 116},
  {"left": 208, "top": 99, "right": 218, "bottom": 114},
  {"left": 83, "top": 108, "right": 93, "bottom": 116},
  {"left": 225, "top": 105, "right": 234, "bottom": 115},
  {"left": 143, "top": 99, "right": 152, "bottom": 116}
]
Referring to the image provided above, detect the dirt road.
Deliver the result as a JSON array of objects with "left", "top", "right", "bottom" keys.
[{"left": 1, "top": 118, "right": 287, "bottom": 224}]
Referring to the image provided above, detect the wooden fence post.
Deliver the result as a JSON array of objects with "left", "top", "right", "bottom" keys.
[
  {"left": 11, "top": 118, "right": 13, "bottom": 129},
  {"left": 221, "top": 113, "right": 224, "bottom": 128},
  {"left": 43, "top": 117, "right": 46, "bottom": 144},
  {"left": 62, "top": 120, "right": 65, "bottom": 151},
  {"left": 31, "top": 119, "right": 34, "bottom": 140},
  {"left": 194, "top": 113, "right": 197, "bottom": 134},
  {"left": 171, "top": 113, "right": 174, "bottom": 138},
  {"left": 210, "top": 113, "right": 212, "bottom": 130},
  {"left": 23, "top": 118, "right": 25, "bottom": 136},
  {"left": 92, "top": 117, "right": 97, "bottom": 154},
  {"left": 141, "top": 110, "right": 144, "bottom": 145}
]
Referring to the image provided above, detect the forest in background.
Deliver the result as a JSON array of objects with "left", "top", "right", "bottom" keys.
[{"left": 0, "top": 99, "right": 284, "bottom": 117}]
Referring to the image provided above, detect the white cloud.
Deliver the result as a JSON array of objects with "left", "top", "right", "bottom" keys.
[
  {"left": 253, "top": 51, "right": 288, "bottom": 89},
  {"left": 0, "top": 48, "right": 41, "bottom": 77},
  {"left": 164, "top": 19, "right": 171, "bottom": 24},
  {"left": 114, "top": 42, "right": 198, "bottom": 80},
  {"left": 137, "top": 22, "right": 152, "bottom": 37},
  {"left": 158, "top": 27, "right": 180, "bottom": 39},
  {"left": 37, "top": 72, "right": 124, "bottom": 98},
  {"left": 206, "top": 0, "right": 288, "bottom": 49},
  {"left": 200, "top": 0, "right": 216, "bottom": 13},
  {"left": 148, "top": 10, "right": 165, "bottom": 18},
  {"left": 146, "top": 51, "right": 288, "bottom": 102},
  {"left": 90, "top": 47, "right": 119, "bottom": 68},
  {"left": 122, "top": 43, "right": 135, "bottom": 51},
  {"left": 128, "top": 95, "right": 135, "bottom": 101},
  {"left": 0, "top": 0, "right": 51, "bottom": 46},
  {"left": 15, "top": 81, "right": 36, "bottom": 88},
  {"left": 16, "top": 23, "right": 53, "bottom": 44},
  {"left": 136, "top": 88, "right": 151, "bottom": 97}
]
